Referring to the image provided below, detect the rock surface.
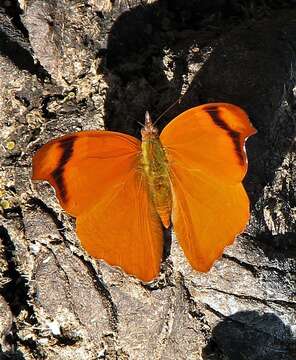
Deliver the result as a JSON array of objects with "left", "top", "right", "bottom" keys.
[{"left": 0, "top": 1, "right": 295, "bottom": 359}]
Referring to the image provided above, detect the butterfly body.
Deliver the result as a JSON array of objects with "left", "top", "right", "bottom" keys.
[
  {"left": 32, "top": 103, "right": 256, "bottom": 282},
  {"left": 140, "top": 111, "right": 172, "bottom": 228}
]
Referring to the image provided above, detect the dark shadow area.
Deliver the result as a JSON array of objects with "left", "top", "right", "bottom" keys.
[
  {"left": 142, "top": 227, "right": 173, "bottom": 291},
  {"left": 0, "top": 226, "right": 29, "bottom": 317},
  {"left": 0, "top": 349, "right": 26, "bottom": 360},
  {"left": 255, "top": 231, "right": 296, "bottom": 261},
  {"left": 103, "top": 0, "right": 296, "bottom": 206},
  {"left": 0, "top": 3, "right": 49, "bottom": 79},
  {"left": 0, "top": 0, "right": 29, "bottom": 37},
  {"left": 203, "top": 311, "right": 296, "bottom": 360},
  {"left": 0, "top": 226, "right": 41, "bottom": 359},
  {"left": 162, "top": 227, "right": 173, "bottom": 261},
  {"left": 103, "top": 0, "right": 260, "bottom": 136}
]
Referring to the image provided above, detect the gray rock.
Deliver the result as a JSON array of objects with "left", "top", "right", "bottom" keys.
[{"left": 0, "top": 1, "right": 295, "bottom": 359}]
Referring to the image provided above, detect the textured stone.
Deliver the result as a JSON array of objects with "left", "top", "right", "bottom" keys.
[{"left": 0, "top": 1, "right": 295, "bottom": 358}]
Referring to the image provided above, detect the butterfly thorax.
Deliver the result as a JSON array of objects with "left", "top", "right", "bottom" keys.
[{"left": 140, "top": 112, "right": 172, "bottom": 228}]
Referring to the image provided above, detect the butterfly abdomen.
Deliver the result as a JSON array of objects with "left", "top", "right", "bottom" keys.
[{"left": 141, "top": 136, "right": 172, "bottom": 228}]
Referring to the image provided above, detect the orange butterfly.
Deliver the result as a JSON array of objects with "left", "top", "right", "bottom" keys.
[{"left": 32, "top": 103, "right": 256, "bottom": 282}]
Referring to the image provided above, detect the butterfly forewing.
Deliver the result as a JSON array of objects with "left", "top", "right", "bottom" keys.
[
  {"left": 160, "top": 103, "right": 256, "bottom": 183},
  {"left": 32, "top": 131, "right": 140, "bottom": 216}
]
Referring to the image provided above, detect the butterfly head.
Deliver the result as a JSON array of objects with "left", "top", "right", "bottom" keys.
[{"left": 141, "top": 111, "right": 159, "bottom": 140}]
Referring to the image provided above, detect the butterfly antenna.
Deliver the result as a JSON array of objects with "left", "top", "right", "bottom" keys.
[
  {"left": 153, "top": 96, "right": 183, "bottom": 126},
  {"left": 137, "top": 120, "right": 145, "bottom": 127}
]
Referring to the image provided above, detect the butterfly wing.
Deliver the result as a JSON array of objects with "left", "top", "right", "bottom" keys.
[
  {"left": 32, "top": 131, "right": 163, "bottom": 281},
  {"left": 77, "top": 171, "right": 163, "bottom": 281},
  {"left": 160, "top": 103, "right": 256, "bottom": 271},
  {"left": 32, "top": 131, "right": 141, "bottom": 216}
]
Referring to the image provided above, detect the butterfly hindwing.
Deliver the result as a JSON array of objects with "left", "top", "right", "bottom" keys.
[
  {"left": 169, "top": 166, "right": 250, "bottom": 271},
  {"left": 160, "top": 103, "right": 255, "bottom": 271},
  {"left": 77, "top": 170, "right": 163, "bottom": 282},
  {"left": 32, "top": 130, "right": 163, "bottom": 281}
]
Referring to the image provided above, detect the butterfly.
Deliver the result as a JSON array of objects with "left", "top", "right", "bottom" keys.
[{"left": 32, "top": 103, "right": 256, "bottom": 282}]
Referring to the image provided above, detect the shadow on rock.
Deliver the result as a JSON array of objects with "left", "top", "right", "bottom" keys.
[
  {"left": 203, "top": 311, "right": 296, "bottom": 360},
  {"left": 0, "top": 350, "right": 25, "bottom": 360},
  {"left": 255, "top": 231, "right": 296, "bottom": 261},
  {"left": 103, "top": 0, "right": 242, "bottom": 136},
  {"left": 102, "top": 1, "right": 296, "bottom": 208}
]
